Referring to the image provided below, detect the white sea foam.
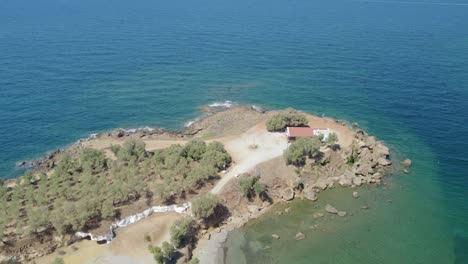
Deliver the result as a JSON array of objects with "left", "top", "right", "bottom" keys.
[
  {"left": 251, "top": 105, "right": 265, "bottom": 112},
  {"left": 208, "top": 100, "right": 236, "bottom": 108},
  {"left": 122, "top": 126, "right": 156, "bottom": 133},
  {"left": 185, "top": 117, "right": 201, "bottom": 127}
]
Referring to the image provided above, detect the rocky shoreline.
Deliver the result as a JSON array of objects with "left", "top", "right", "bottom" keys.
[
  {"left": 193, "top": 116, "right": 404, "bottom": 263},
  {"left": 2, "top": 105, "right": 408, "bottom": 263},
  {"left": 13, "top": 105, "right": 264, "bottom": 178}
]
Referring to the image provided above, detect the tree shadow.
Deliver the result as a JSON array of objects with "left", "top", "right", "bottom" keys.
[
  {"left": 329, "top": 144, "right": 341, "bottom": 151},
  {"left": 311, "top": 151, "right": 324, "bottom": 163},
  {"left": 204, "top": 204, "right": 231, "bottom": 228},
  {"left": 455, "top": 231, "right": 468, "bottom": 264},
  {"left": 145, "top": 191, "right": 154, "bottom": 207},
  {"left": 259, "top": 191, "right": 273, "bottom": 204},
  {"left": 166, "top": 251, "right": 184, "bottom": 264}
]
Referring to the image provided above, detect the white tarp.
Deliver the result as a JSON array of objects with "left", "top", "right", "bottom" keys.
[{"left": 74, "top": 203, "right": 190, "bottom": 243}]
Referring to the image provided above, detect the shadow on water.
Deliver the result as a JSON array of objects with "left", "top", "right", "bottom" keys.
[{"left": 454, "top": 231, "right": 468, "bottom": 264}]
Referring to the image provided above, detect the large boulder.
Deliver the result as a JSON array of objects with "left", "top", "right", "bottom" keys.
[
  {"left": 111, "top": 129, "right": 126, "bottom": 138},
  {"left": 325, "top": 204, "right": 338, "bottom": 214},
  {"left": 281, "top": 188, "right": 295, "bottom": 201},
  {"left": 358, "top": 141, "right": 368, "bottom": 149},
  {"left": 338, "top": 177, "right": 352, "bottom": 187},
  {"left": 295, "top": 232, "right": 306, "bottom": 240},
  {"left": 248, "top": 205, "right": 260, "bottom": 214},
  {"left": 352, "top": 177, "right": 363, "bottom": 186},
  {"left": 366, "top": 136, "right": 377, "bottom": 150},
  {"left": 313, "top": 178, "right": 331, "bottom": 190},
  {"left": 312, "top": 212, "right": 324, "bottom": 218},
  {"left": 378, "top": 157, "right": 391, "bottom": 166},
  {"left": 375, "top": 144, "right": 390, "bottom": 156},
  {"left": 303, "top": 186, "right": 318, "bottom": 201},
  {"left": 353, "top": 163, "right": 374, "bottom": 176}
]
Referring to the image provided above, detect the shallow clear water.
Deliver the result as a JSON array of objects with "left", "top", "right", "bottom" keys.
[{"left": 1, "top": 0, "right": 467, "bottom": 262}]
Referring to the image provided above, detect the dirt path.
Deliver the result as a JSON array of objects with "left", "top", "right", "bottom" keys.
[{"left": 212, "top": 124, "right": 288, "bottom": 194}]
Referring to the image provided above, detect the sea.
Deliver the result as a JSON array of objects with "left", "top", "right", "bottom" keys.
[{"left": 1, "top": 0, "right": 467, "bottom": 263}]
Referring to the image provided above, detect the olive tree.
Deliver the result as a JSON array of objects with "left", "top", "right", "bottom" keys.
[
  {"left": 284, "top": 137, "right": 322, "bottom": 166},
  {"left": 266, "top": 108, "right": 308, "bottom": 132},
  {"left": 170, "top": 217, "right": 195, "bottom": 248},
  {"left": 191, "top": 193, "right": 220, "bottom": 221}
]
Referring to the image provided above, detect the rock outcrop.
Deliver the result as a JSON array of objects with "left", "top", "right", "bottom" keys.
[
  {"left": 303, "top": 186, "right": 318, "bottom": 201},
  {"left": 281, "top": 188, "right": 295, "bottom": 201},
  {"left": 295, "top": 232, "right": 306, "bottom": 240},
  {"left": 325, "top": 204, "right": 338, "bottom": 214}
]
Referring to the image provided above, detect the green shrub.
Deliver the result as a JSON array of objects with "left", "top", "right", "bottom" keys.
[
  {"left": 144, "top": 233, "right": 151, "bottom": 242},
  {"left": 284, "top": 137, "right": 322, "bottom": 166},
  {"left": 266, "top": 109, "right": 308, "bottom": 132},
  {"left": 239, "top": 175, "right": 265, "bottom": 198},
  {"left": 110, "top": 144, "right": 121, "bottom": 155},
  {"left": 50, "top": 258, "right": 65, "bottom": 264},
  {"left": 117, "top": 139, "right": 147, "bottom": 162},
  {"left": 80, "top": 148, "right": 107, "bottom": 173},
  {"left": 161, "top": 241, "right": 175, "bottom": 260},
  {"left": 192, "top": 193, "right": 220, "bottom": 220},
  {"left": 170, "top": 217, "right": 195, "bottom": 248},
  {"left": 182, "top": 140, "right": 207, "bottom": 161},
  {"left": 201, "top": 142, "right": 232, "bottom": 170},
  {"left": 148, "top": 245, "right": 164, "bottom": 264},
  {"left": 326, "top": 132, "right": 338, "bottom": 145}
]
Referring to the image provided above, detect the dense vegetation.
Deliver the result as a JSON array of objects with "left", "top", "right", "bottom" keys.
[
  {"left": 239, "top": 175, "right": 265, "bottom": 199},
  {"left": 0, "top": 139, "right": 231, "bottom": 244},
  {"left": 149, "top": 197, "right": 220, "bottom": 264},
  {"left": 284, "top": 137, "right": 323, "bottom": 166},
  {"left": 266, "top": 108, "right": 308, "bottom": 132},
  {"left": 283, "top": 133, "right": 338, "bottom": 166}
]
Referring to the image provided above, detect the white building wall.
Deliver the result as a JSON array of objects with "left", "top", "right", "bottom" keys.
[{"left": 313, "top": 128, "right": 331, "bottom": 141}]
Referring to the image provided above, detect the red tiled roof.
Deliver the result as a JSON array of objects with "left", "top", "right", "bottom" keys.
[{"left": 287, "top": 127, "right": 315, "bottom": 137}]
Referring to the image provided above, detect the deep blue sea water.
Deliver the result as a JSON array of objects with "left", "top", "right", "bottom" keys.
[{"left": 1, "top": 0, "right": 467, "bottom": 263}]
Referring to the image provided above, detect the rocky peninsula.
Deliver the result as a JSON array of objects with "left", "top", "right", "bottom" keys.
[{"left": 0, "top": 106, "right": 401, "bottom": 264}]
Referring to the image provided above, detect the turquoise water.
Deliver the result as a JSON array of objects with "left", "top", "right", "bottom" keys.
[{"left": 1, "top": 0, "right": 467, "bottom": 262}]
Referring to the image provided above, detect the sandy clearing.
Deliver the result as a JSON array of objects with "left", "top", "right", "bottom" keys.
[
  {"left": 35, "top": 213, "right": 180, "bottom": 264},
  {"left": 211, "top": 123, "right": 288, "bottom": 194},
  {"left": 305, "top": 114, "right": 354, "bottom": 148}
]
